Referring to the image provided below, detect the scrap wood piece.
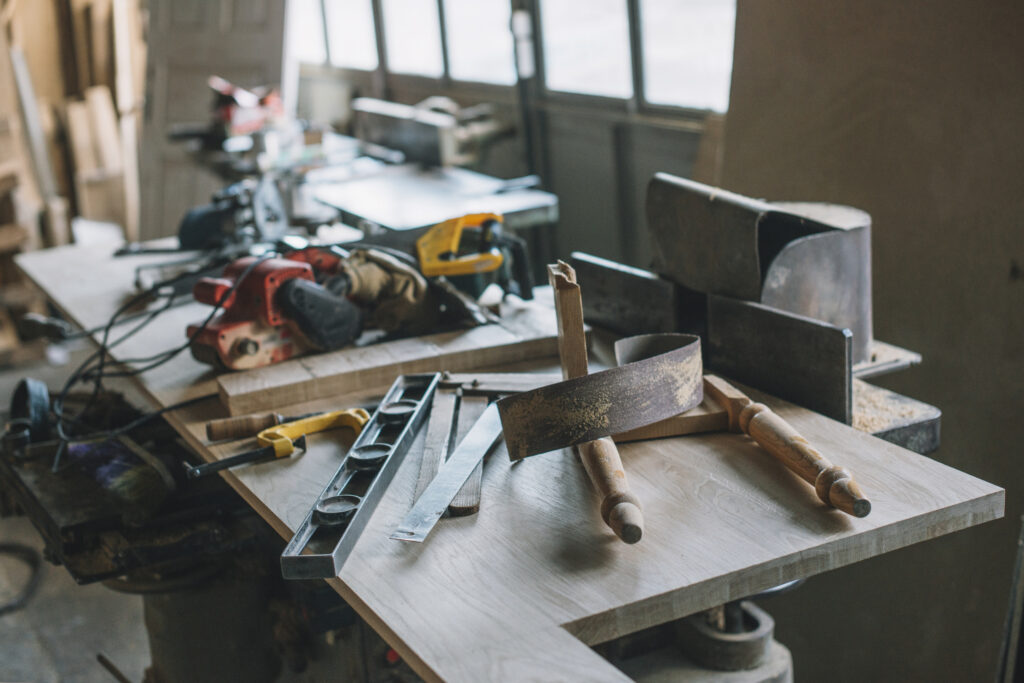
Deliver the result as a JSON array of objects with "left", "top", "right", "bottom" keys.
[{"left": 218, "top": 302, "right": 560, "bottom": 416}]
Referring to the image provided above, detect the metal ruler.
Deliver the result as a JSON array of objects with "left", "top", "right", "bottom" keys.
[
  {"left": 281, "top": 373, "right": 440, "bottom": 580},
  {"left": 390, "top": 402, "right": 503, "bottom": 543}
]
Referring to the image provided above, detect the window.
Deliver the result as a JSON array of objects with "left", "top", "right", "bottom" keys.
[
  {"left": 640, "top": 0, "right": 735, "bottom": 112},
  {"left": 288, "top": 0, "right": 327, "bottom": 65},
  {"left": 540, "top": 0, "right": 632, "bottom": 98},
  {"left": 381, "top": 0, "right": 445, "bottom": 77},
  {"left": 324, "top": 0, "right": 379, "bottom": 70},
  {"left": 444, "top": 0, "right": 517, "bottom": 85}
]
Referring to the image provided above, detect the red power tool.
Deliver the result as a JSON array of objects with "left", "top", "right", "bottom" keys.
[{"left": 187, "top": 252, "right": 364, "bottom": 370}]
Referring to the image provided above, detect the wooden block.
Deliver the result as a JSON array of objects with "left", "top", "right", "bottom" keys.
[
  {"left": 66, "top": 99, "right": 99, "bottom": 173},
  {"left": 85, "top": 85, "right": 122, "bottom": 171},
  {"left": 219, "top": 304, "right": 560, "bottom": 416}
]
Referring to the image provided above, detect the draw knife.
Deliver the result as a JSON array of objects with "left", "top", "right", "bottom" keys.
[{"left": 390, "top": 403, "right": 503, "bottom": 543}]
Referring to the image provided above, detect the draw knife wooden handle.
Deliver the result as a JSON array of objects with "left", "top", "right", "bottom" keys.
[
  {"left": 704, "top": 375, "right": 871, "bottom": 518},
  {"left": 577, "top": 437, "right": 643, "bottom": 543}
]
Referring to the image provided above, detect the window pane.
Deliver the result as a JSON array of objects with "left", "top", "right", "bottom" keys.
[
  {"left": 288, "top": 0, "right": 327, "bottom": 65},
  {"left": 324, "top": 0, "right": 378, "bottom": 70},
  {"left": 382, "top": 0, "right": 444, "bottom": 77},
  {"left": 641, "top": 0, "right": 735, "bottom": 112},
  {"left": 540, "top": 0, "right": 632, "bottom": 98},
  {"left": 444, "top": 0, "right": 516, "bottom": 85}
]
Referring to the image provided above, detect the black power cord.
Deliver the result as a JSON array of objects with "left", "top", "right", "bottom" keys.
[
  {"left": 49, "top": 253, "right": 274, "bottom": 471},
  {"left": 0, "top": 543, "right": 43, "bottom": 617}
]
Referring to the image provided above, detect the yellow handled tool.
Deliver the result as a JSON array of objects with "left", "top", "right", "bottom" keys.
[
  {"left": 416, "top": 213, "right": 505, "bottom": 277},
  {"left": 187, "top": 409, "right": 371, "bottom": 479},
  {"left": 257, "top": 409, "right": 370, "bottom": 457}
]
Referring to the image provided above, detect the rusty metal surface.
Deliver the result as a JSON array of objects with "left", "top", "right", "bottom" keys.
[
  {"left": 497, "top": 334, "right": 703, "bottom": 460},
  {"left": 707, "top": 296, "right": 852, "bottom": 424},
  {"left": 762, "top": 202, "right": 873, "bottom": 363},
  {"left": 645, "top": 174, "right": 874, "bottom": 364}
]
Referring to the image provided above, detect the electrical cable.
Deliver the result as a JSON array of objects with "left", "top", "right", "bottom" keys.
[
  {"left": 0, "top": 543, "right": 43, "bottom": 617},
  {"left": 48, "top": 252, "right": 274, "bottom": 471}
]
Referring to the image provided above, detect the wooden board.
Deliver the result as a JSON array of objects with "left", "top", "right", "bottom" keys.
[
  {"left": 14, "top": 242, "right": 1006, "bottom": 682},
  {"left": 84, "top": 86, "right": 121, "bottom": 172},
  {"left": 217, "top": 302, "right": 560, "bottom": 416}
]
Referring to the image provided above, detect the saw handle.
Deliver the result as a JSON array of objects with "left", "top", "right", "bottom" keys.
[
  {"left": 703, "top": 375, "right": 870, "bottom": 518},
  {"left": 206, "top": 412, "right": 286, "bottom": 441},
  {"left": 577, "top": 437, "right": 644, "bottom": 543}
]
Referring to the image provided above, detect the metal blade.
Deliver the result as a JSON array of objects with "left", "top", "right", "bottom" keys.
[{"left": 390, "top": 403, "right": 503, "bottom": 543}]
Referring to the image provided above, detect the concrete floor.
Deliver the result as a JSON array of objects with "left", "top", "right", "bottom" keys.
[{"left": 0, "top": 516, "right": 151, "bottom": 683}]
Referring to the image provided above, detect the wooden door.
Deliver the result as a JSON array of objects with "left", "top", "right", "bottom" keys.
[{"left": 139, "top": 0, "right": 289, "bottom": 240}]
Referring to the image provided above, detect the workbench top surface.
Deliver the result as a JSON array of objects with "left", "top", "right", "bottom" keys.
[{"left": 17, "top": 242, "right": 1004, "bottom": 682}]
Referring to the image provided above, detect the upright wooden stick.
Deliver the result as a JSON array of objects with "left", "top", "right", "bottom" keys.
[
  {"left": 703, "top": 375, "right": 871, "bottom": 518},
  {"left": 548, "top": 261, "right": 644, "bottom": 543}
]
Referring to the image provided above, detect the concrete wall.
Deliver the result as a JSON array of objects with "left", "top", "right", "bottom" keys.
[{"left": 719, "top": 1, "right": 1024, "bottom": 679}]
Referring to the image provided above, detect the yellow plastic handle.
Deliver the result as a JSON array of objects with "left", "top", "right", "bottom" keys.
[
  {"left": 416, "top": 213, "right": 505, "bottom": 277},
  {"left": 256, "top": 408, "right": 371, "bottom": 458}
]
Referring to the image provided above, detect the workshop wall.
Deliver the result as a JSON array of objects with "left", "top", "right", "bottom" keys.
[{"left": 720, "top": 1, "right": 1024, "bottom": 679}]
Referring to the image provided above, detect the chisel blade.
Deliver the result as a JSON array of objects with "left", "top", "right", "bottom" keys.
[{"left": 391, "top": 403, "right": 503, "bottom": 543}]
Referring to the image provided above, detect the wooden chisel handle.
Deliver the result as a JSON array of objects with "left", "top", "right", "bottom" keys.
[
  {"left": 577, "top": 437, "right": 644, "bottom": 543},
  {"left": 206, "top": 413, "right": 285, "bottom": 441},
  {"left": 739, "top": 403, "right": 870, "bottom": 517},
  {"left": 703, "top": 375, "right": 871, "bottom": 518}
]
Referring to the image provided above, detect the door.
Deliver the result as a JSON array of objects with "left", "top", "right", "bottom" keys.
[{"left": 139, "top": 0, "right": 289, "bottom": 240}]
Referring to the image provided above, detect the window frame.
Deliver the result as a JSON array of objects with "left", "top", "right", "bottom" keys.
[{"left": 302, "top": 0, "right": 731, "bottom": 122}]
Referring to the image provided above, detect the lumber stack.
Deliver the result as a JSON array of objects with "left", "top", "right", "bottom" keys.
[{"left": 0, "top": 0, "right": 146, "bottom": 245}]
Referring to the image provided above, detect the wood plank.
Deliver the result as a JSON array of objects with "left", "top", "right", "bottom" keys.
[
  {"left": 219, "top": 302, "right": 560, "bottom": 415},
  {"left": 84, "top": 86, "right": 122, "bottom": 172},
  {"left": 414, "top": 389, "right": 457, "bottom": 502},
  {"left": 65, "top": 99, "right": 99, "bottom": 173},
  {"left": 9, "top": 47, "right": 59, "bottom": 200}
]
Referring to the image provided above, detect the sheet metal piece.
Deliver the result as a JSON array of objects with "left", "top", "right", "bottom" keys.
[
  {"left": 390, "top": 403, "right": 503, "bottom": 543},
  {"left": 568, "top": 252, "right": 681, "bottom": 336},
  {"left": 707, "top": 296, "right": 852, "bottom": 424},
  {"left": 497, "top": 334, "right": 703, "bottom": 460},
  {"left": 645, "top": 174, "right": 873, "bottom": 363},
  {"left": 762, "top": 202, "right": 873, "bottom": 364}
]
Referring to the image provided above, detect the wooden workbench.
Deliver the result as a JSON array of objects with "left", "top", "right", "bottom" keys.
[{"left": 17, "top": 242, "right": 1004, "bottom": 681}]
